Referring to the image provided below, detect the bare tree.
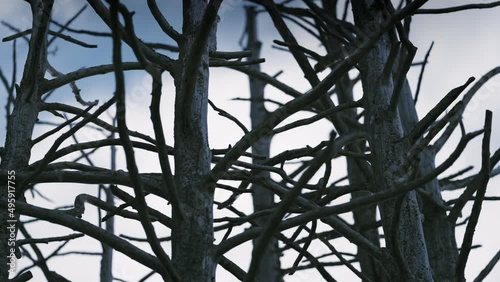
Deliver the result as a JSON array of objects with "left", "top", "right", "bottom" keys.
[{"left": 1, "top": 1, "right": 500, "bottom": 281}]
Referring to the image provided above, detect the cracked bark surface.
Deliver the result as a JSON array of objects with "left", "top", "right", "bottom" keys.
[{"left": 352, "top": 1, "right": 433, "bottom": 280}]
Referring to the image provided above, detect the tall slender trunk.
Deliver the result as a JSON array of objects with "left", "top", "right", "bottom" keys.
[
  {"left": 101, "top": 131, "right": 116, "bottom": 282},
  {"left": 398, "top": 78, "right": 458, "bottom": 282},
  {"left": 352, "top": 1, "right": 433, "bottom": 280},
  {"left": 0, "top": 1, "right": 52, "bottom": 280},
  {"left": 172, "top": 1, "right": 217, "bottom": 281},
  {"left": 319, "top": 1, "right": 384, "bottom": 279},
  {"left": 245, "top": 7, "right": 282, "bottom": 282}
]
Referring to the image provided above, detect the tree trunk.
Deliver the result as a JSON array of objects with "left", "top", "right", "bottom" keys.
[
  {"left": 172, "top": 1, "right": 217, "bottom": 281},
  {"left": 319, "top": 1, "right": 384, "bottom": 279},
  {"left": 245, "top": 7, "right": 282, "bottom": 282},
  {"left": 0, "top": 1, "right": 52, "bottom": 280},
  {"left": 398, "top": 85, "right": 458, "bottom": 282},
  {"left": 352, "top": 1, "right": 433, "bottom": 280}
]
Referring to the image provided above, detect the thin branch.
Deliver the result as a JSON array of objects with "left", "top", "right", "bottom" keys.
[
  {"left": 433, "top": 66, "right": 500, "bottom": 151},
  {"left": 448, "top": 149, "right": 500, "bottom": 222},
  {"left": 218, "top": 129, "right": 481, "bottom": 255},
  {"left": 409, "top": 77, "right": 475, "bottom": 143},
  {"left": 146, "top": 0, "right": 182, "bottom": 43},
  {"left": 50, "top": 19, "right": 112, "bottom": 37},
  {"left": 32, "top": 102, "right": 96, "bottom": 145},
  {"left": 413, "top": 41, "right": 434, "bottom": 105},
  {"left": 46, "top": 63, "right": 98, "bottom": 106},
  {"left": 108, "top": 2, "right": 178, "bottom": 280},
  {"left": 117, "top": 4, "right": 185, "bottom": 220},
  {"left": 0, "top": 198, "right": 165, "bottom": 275},
  {"left": 415, "top": 1, "right": 500, "bottom": 14},
  {"left": 47, "top": 4, "right": 88, "bottom": 47},
  {"left": 473, "top": 250, "right": 500, "bottom": 282},
  {"left": 149, "top": 71, "right": 185, "bottom": 220},
  {"left": 209, "top": 58, "right": 265, "bottom": 67},
  {"left": 9, "top": 271, "right": 33, "bottom": 282},
  {"left": 208, "top": 99, "right": 249, "bottom": 134},
  {"left": 456, "top": 110, "right": 492, "bottom": 282},
  {"left": 245, "top": 132, "right": 336, "bottom": 282},
  {"left": 209, "top": 0, "right": 429, "bottom": 185},
  {"left": 42, "top": 62, "right": 143, "bottom": 92},
  {"left": 17, "top": 233, "right": 84, "bottom": 246},
  {"left": 389, "top": 44, "right": 417, "bottom": 112},
  {"left": 273, "top": 99, "right": 363, "bottom": 134},
  {"left": 3, "top": 29, "right": 97, "bottom": 48}
]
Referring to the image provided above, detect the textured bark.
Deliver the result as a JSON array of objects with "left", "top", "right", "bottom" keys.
[
  {"left": 319, "top": 1, "right": 384, "bottom": 279},
  {"left": 419, "top": 150, "right": 458, "bottom": 282},
  {"left": 398, "top": 77, "right": 458, "bottom": 282},
  {"left": 171, "top": 1, "right": 217, "bottom": 281},
  {"left": 245, "top": 7, "right": 282, "bottom": 282},
  {"left": 0, "top": 1, "right": 52, "bottom": 280},
  {"left": 337, "top": 69, "right": 386, "bottom": 282},
  {"left": 99, "top": 187, "right": 114, "bottom": 282},
  {"left": 352, "top": 1, "right": 433, "bottom": 281}
]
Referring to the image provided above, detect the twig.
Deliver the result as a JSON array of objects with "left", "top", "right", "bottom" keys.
[
  {"left": 414, "top": 41, "right": 434, "bottom": 105},
  {"left": 389, "top": 43, "right": 417, "bottom": 113},
  {"left": 47, "top": 5, "right": 88, "bottom": 47},
  {"left": 20, "top": 99, "right": 115, "bottom": 193},
  {"left": 109, "top": 2, "right": 177, "bottom": 281},
  {"left": 473, "top": 250, "right": 500, "bottom": 282},
  {"left": 415, "top": 1, "right": 500, "bottom": 14},
  {"left": 3, "top": 29, "right": 97, "bottom": 48},
  {"left": 32, "top": 102, "right": 95, "bottom": 145},
  {"left": 9, "top": 271, "right": 33, "bottom": 282},
  {"left": 210, "top": 58, "right": 265, "bottom": 67},
  {"left": 273, "top": 99, "right": 363, "bottom": 134},
  {"left": 146, "top": 0, "right": 182, "bottom": 43},
  {"left": 46, "top": 63, "right": 98, "bottom": 106},
  {"left": 245, "top": 132, "right": 337, "bottom": 282},
  {"left": 433, "top": 66, "right": 500, "bottom": 151},
  {"left": 40, "top": 102, "right": 155, "bottom": 144},
  {"left": 208, "top": 99, "right": 249, "bottom": 134},
  {"left": 456, "top": 111, "right": 492, "bottom": 282},
  {"left": 448, "top": 149, "right": 500, "bottom": 222},
  {"left": 209, "top": 0, "right": 430, "bottom": 186},
  {"left": 409, "top": 77, "right": 475, "bottom": 143},
  {"left": 117, "top": 4, "right": 185, "bottom": 220},
  {"left": 17, "top": 233, "right": 84, "bottom": 246},
  {"left": 42, "top": 62, "right": 143, "bottom": 92},
  {"left": 50, "top": 19, "right": 112, "bottom": 37},
  {"left": 0, "top": 198, "right": 166, "bottom": 274}
]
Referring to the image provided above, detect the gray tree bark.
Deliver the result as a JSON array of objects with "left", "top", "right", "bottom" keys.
[
  {"left": 398, "top": 74, "right": 458, "bottom": 282},
  {"left": 171, "top": 1, "right": 218, "bottom": 281},
  {"left": 352, "top": 1, "right": 433, "bottom": 280},
  {"left": 318, "top": 1, "right": 385, "bottom": 279},
  {"left": 245, "top": 7, "right": 282, "bottom": 282},
  {"left": 0, "top": 1, "right": 52, "bottom": 281}
]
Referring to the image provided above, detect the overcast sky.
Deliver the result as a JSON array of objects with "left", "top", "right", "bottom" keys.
[{"left": 1, "top": 1, "right": 499, "bottom": 281}]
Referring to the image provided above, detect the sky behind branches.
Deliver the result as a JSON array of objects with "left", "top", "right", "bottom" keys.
[{"left": 1, "top": 0, "right": 499, "bottom": 281}]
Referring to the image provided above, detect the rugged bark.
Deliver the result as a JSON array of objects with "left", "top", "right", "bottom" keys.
[
  {"left": 171, "top": 1, "right": 218, "bottom": 281},
  {"left": 318, "top": 1, "right": 384, "bottom": 279},
  {"left": 352, "top": 1, "right": 433, "bottom": 281},
  {"left": 245, "top": 7, "right": 282, "bottom": 282},
  {"left": 0, "top": 1, "right": 52, "bottom": 280},
  {"left": 397, "top": 76, "right": 458, "bottom": 282},
  {"left": 340, "top": 76, "right": 389, "bottom": 280}
]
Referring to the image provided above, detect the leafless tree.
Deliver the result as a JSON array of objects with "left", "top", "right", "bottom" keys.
[{"left": 1, "top": 1, "right": 500, "bottom": 281}]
